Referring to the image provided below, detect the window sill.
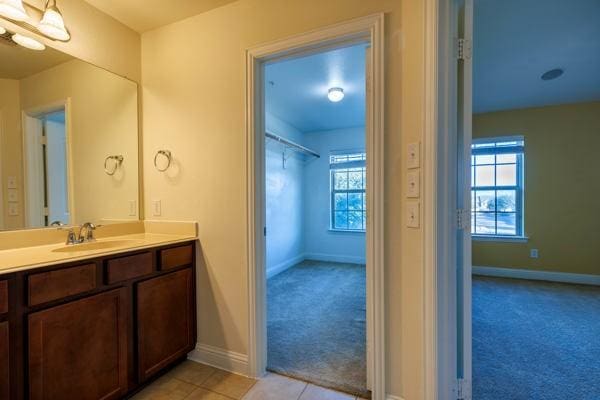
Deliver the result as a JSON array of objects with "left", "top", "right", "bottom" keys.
[
  {"left": 328, "top": 229, "right": 366, "bottom": 234},
  {"left": 472, "top": 235, "right": 528, "bottom": 243}
]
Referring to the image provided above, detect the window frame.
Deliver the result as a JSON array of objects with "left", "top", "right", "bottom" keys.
[
  {"left": 471, "top": 136, "right": 525, "bottom": 238},
  {"left": 329, "top": 151, "right": 366, "bottom": 232}
]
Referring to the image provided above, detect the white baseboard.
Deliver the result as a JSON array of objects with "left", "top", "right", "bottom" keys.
[
  {"left": 386, "top": 395, "right": 405, "bottom": 400},
  {"left": 304, "top": 253, "right": 366, "bottom": 265},
  {"left": 266, "top": 253, "right": 305, "bottom": 279},
  {"left": 188, "top": 343, "right": 249, "bottom": 376},
  {"left": 473, "top": 266, "right": 600, "bottom": 286}
]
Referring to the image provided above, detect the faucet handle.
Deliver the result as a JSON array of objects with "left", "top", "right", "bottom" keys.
[{"left": 63, "top": 228, "right": 79, "bottom": 245}]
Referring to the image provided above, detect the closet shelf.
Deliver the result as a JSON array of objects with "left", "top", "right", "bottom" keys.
[{"left": 266, "top": 131, "right": 320, "bottom": 158}]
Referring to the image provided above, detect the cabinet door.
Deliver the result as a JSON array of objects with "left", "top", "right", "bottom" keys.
[
  {"left": 137, "top": 268, "right": 194, "bottom": 381},
  {"left": 28, "top": 289, "right": 128, "bottom": 400},
  {"left": 0, "top": 321, "right": 8, "bottom": 400}
]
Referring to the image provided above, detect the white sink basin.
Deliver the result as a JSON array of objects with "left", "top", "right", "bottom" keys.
[{"left": 52, "top": 239, "right": 144, "bottom": 253}]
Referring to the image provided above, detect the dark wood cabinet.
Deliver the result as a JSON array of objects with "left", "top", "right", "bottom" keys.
[
  {"left": 28, "top": 288, "right": 128, "bottom": 400},
  {"left": 0, "top": 240, "right": 195, "bottom": 400},
  {"left": 137, "top": 268, "right": 195, "bottom": 382},
  {"left": 0, "top": 321, "right": 9, "bottom": 400}
]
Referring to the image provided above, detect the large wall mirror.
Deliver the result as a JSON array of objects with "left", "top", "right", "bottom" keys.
[{"left": 0, "top": 37, "right": 139, "bottom": 231}]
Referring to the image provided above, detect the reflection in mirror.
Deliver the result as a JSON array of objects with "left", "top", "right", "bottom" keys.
[{"left": 0, "top": 38, "right": 138, "bottom": 231}]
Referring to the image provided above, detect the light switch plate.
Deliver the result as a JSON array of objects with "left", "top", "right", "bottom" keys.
[
  {"left": 407, "top": 171, "right": 420, "bottom": 198},
  {"left": 8, "top": 203, "right": 19, "bottom": 216},
  {"left": 152, "top": 200, "right": 162, "bottom": 216},
  {"left": 407, "top": 142, "right": 420, "bottom": 169},
  {"left": 406, "top": 201, "right": 420, "bottom": 228},
  {"left": 7, "top": 189, "right": 18, "bottom": 203},
  {"left": 7, "top": 176, "right": 17, "bottom": 189},
  {"left": 129, "top": 200, "right": 137, "bottom": 216}
]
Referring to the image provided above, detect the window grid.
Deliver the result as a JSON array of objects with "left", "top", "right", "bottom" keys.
[
  {"left": 471, "top": 140, "right": 524, "bottom": 236},
  {"left": 330, "top": 155, "right": 366, "bottom": 231}
]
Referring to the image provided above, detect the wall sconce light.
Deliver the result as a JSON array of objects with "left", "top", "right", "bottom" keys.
[
  {"left": 0, "top": 0, "right": 70, "bottom": 49},
  {"left": 328, "top": 87, "right": 345, "bottom": 103},
  {"left": 38, "top": 0, "right": 69, "bottom": 41},
  {"left": 0, "top": 0, "right": 30, "bottom": 22}
]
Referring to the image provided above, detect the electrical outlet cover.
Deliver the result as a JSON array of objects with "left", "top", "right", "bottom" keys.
[
  {"left": 406, "top": 201, "right": 420, "bottom": 228},
  {"left": 407, "top": 171, "right": 420, "bottom": 198},
  {"left": 407, "top": 142, "right": 420, "bottom": 169}
]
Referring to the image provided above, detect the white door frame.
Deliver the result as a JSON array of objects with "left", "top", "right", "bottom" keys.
[{"left": 246, "top": 13, "right": 385, "bottom": 399}]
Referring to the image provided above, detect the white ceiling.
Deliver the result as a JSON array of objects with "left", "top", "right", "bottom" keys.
[
  {"left": 84, "top": 0, "right": 239, "bottom": 33},
  {"left": 474, "top": 0, "right": 600, "bottom": 113},
  {"left": 265, "top": 44, "right": 367, "bottom": 133}
]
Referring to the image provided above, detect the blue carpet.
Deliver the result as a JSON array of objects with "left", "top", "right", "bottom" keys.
[
  {"left": 473, "top": 276, "right": 600, "bottom": 399},
  {"left": 267, "top": 260, "right": 367, "bottom": 397}
]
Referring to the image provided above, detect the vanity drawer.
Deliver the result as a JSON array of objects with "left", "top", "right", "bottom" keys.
[
  {"left": 28, "top": 264, "right": 96, "bottom": 307},
  {"left": 106, "top": 252, "right": 153, "bottom": 284},
  {"left": 160, "top": 245, "right": 193, "bottom": 271},
  {"left": 0, "top": 280, "right": 7, "bottom": 314}
]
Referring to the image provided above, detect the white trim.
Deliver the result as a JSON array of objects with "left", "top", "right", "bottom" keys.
[
  {"left": 472, "top": 235, "right": 528, "bottom": 243},
  {"left": 423, "top": 0, "right": 440, "bottom": 399},
  {"left": 473, "top": 266, "right": 600, "bottom": 286},
  {"left": 246, "top": 13, "right": 385, "bottom": 400},
  {"left": 266, "top": 254, "right": 305, "bottom": 279},
  {"left": 327, "top": 229, "right": 366, "bottom": 234},
  {"left": 187, "top": 343, "right": 249, "bottom": 376},
  {"left": 304, "top": 253, "right": 366, "bottom": 265},
  {"left": 386, "top": 396, "right": 405, "bottom": 400}
]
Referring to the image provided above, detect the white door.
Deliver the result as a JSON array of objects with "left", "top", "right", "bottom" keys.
[
  {"left": 456, "top": 0, "right": 473, "bottom": 398},
  {"left": 23, "top": 114, "right": 45, "bottom": 227},
  {"left": 45, "top": 119, "right": 70, "bottom": 225}
]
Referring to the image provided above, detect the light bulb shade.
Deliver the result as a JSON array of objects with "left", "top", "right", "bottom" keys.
[
  {"left": 328, "top": 87, "right": 345, "bottom": 102},
  {"left": 0, "top": 0, "right": 30, "bottom": 21},
  {"left": 38, "top": 3, "right": 69, "bottom": 41},
  {"left": 12, "top": 33, "right": 45, "bottom": 50}
]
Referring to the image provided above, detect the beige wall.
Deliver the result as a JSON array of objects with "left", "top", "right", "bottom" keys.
[
  {"left": 1, "top": 0, "right": 141, "bottom": 82},
  {"left": 142, "top": 1, "right": 426, "bottom": 398},
  {"left": 0, "top": 79, "right": 25, "bottom": 229},
  {"left": 19, "top": 60, "right": 139, "bottom": 226},
  {"left": 473, "top": 102, "right": 600, "bottom": 276}
]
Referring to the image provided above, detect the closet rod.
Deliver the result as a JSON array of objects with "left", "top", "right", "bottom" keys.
[{"left": 265, "top": 131, "right": 320, "bottom": 158}]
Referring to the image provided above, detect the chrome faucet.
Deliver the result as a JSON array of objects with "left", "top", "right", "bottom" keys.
[{"left": 61, "top": 222, "right": 99, "bottom": 245}]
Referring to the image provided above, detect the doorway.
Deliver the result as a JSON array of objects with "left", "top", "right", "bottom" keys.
[
  {"left": 22, "top": 105, "right": 71, "bottom": 228},
  {"left": 246, "top": 14, "right": 386, "bottom": 400},
  {"left": 437, "top": 0, "right": 600, "bottom": 399},
  {"left": 264, "top": 43, "right": 368, "bottom": 397}
]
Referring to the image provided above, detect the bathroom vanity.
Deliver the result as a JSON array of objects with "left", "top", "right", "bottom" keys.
[{"left": 0, "top": 234, "right": 197, "bottom": 400}]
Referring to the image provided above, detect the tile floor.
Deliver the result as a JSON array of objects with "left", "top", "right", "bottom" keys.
[{"left": 131, "top": 360, "right": 369, "bottom": 400}]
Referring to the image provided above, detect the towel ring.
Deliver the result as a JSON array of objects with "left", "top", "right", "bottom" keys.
[
  {"left": 154, "top": 150, "right": 172, "bottom": 172},
  {"left": 104, "top": 155, "right": 124, "bottom": 176}
]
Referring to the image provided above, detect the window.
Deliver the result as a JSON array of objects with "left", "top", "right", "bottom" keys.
[
  {"left": 330, "top": 152, "right": 366, "bottom": 231},
  {"left": 471, "top": 137, "right": 524, "bottom": 236}
]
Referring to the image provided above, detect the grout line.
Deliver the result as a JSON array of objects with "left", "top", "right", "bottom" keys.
[{"left": 297, "top": 382, "right": 309, "bottom": 400}]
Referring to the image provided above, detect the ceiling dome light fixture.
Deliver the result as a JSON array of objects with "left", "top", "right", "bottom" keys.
[
  {"left": 0, "top": 0, "right": 30, "bottom": 21},
  {"left": 328, "top": 87, "right": 345, "bottom": 102},
  {"left": 12, "top": 33, "right": 45, "bottom": 50},
  {"left": 541, "top": 68, "right": 564, "bottom": 81},
  {"left": 38, "top": 0, "right": 69, "bottom": 41}
]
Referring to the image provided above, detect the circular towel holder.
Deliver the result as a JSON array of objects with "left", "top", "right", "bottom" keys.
[
  {"left": 104, "top": 155, "right": 124, "bottom": 176},
  {"left": 154, "top": 150, "right": 172, "bottom": 172}
]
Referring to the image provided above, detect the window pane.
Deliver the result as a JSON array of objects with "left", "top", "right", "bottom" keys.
[
  {"left": 497, "top": 190, "right": 516, "bottom": 212},
  {"left": 471, "top": 165, "right": 475, "bottom": 185},
  {"left": 497, "top": 212, "right": 516, "bottom": 235},
  {"left": 348, "top": 193, "right": 362, "bottom": 210},
  {"left": 497, "top": 153, "right": 516, "bottom": 164},
  {"left": 474, "top": 190, "right": 495, "bottom": 211},
  {"left": 475, "top": 165, "right": 495, "bottom": 186},
  {"left": 334, "top": 193, "right": 347, "bottom": 211},
  {"left": 334, "top": 211, "right": 348, "bottom": 229},
  {"left": 475, "top": 154, "right": 494, "bottom": 165},
  {"left": 362, "top": 212, "right": 366, "bottom": 229},
  {"left": 348, "top": 170, "right": 363, "bottom": 189},
  {"left": 497, "top": 164, "right": 517, "bottom": 186},
  {"left": 475, "top": 212, "right": 495, "bottom": 234},
  {"left": 334, "top": 171, "right": 348, "bottom": 189},
  {"left": 348, "top": 211, "right": 363, "bottom": 230},
  {"left": 471, "top": 212, "right": 475, "bottom": 234}
]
